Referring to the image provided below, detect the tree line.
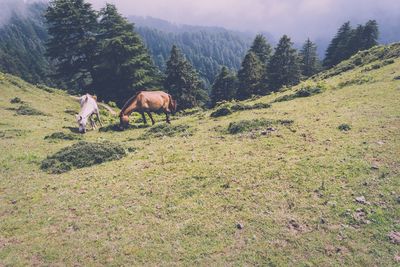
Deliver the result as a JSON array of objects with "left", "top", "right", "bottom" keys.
[
  {"left": 211, "top": 20, "right": 379, "bottom": 106},
  {"left": 5, "top": 0, "right": 379, "bottom": 110}
]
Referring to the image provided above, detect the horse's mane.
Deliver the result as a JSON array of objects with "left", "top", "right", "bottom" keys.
[{"left": 120, "top": 91, "right": 142, "bottom": 115}]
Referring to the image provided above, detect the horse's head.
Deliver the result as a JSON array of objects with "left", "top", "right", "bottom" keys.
[
  {"left": 76, "top": 114, "right": 88, "bottom": 133},
  {"left": 119, "top": 113, "right": 129, "bottom": 130}
]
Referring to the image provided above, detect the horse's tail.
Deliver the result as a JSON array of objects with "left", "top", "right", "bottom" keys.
[{"left": 168, "top": 94, "right": 177, "bottom": 113}]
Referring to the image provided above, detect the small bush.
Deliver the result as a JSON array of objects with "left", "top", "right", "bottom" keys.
[
  {"left": 338, "top": 123, "right": 351, "bottom": 131},
  {"left": 107, "top": 101, "right": 118, "bottom": 108},
  {"left": 99, "top": 123, "right": 149, "bottom": 132},
  {"left": 210, "top": 107, "right": 232, "bottom": 118},
  {"left": 36, "top": 84, "right": 55, "bottom": 93},
  {"left": 41, "top": 141, "right": 127, "bottom": 174},
  {"left": 228, "top": 119, "right": 274, "bottom": 134},
  {"left": 10, "top": 97, "right": 23, "bottom": 104},
  {"left": 231, "top": 102, "right": 271, "bottom": 111},
  {"left": 274, "top": 87, "right": 323, "bottom": 102},
  {"left": 338, "top": 76, "right": 373, "bottom": 88},
  {"left": 228, "top": 119, "right": 294, "bottom": 134},
  {"left": 16, "top": 105, "right": 46, "bottom": 116},
  {"left": 176, "top": 107, "right": 203, "bottom": 117},
  {"left": 64, "top": 109, "right": 76, "bottom": 115},
  {"left": 44, "top": 132, "right": 82, "bottom": 141},
  {"left": 140, "top": 123, "right": 192, "bottom": 139}
]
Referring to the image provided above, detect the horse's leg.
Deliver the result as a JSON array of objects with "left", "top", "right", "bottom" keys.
[
  {"left": 147, "top": 112, "right": 155, "bottom": 125},
  {"left": 96, "top": 111, "right": 103, "bottom": 127},
  {"left": 89, "top": 115, "right": 96, "bottom": 130},
  {"left": 165, "top": 112, "right": 171, "bottom": 124},
  {"left": 141, "top": 112, "right": 147, "bottom": 125}
]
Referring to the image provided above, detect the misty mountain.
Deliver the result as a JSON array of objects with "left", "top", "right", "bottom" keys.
[
  {"left": 129, "top": 16, "right": 253, "bottom": 87},
  {"left": 0, "top": 2, "right": 54, "bottom": 86}
]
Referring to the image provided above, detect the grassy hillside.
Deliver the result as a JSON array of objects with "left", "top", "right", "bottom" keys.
[{"left": 0, "top": 44, "right": 399, "bottom": 266}]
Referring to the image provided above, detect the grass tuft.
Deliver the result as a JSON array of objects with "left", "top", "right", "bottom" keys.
[
  {"left": 44, "top": 132, "right": 82, "bottom": 141},
  {"left": 338, "top": 123, "right": 352, "bottom": 131},
  {"left": 15, "top": 104, "right": 46, "bottom": 116},
  {"left": 210, "top": 107, "right": 232, "bottom": 118},
  {"left": 140, "top": 123, "right": 192, "bottom": 139},
  {"left": 41, "top": 141, "right": 127, "bottom": 174},
  {"left": 10, "top": 97, "right": 23, "bottom": 104},
  {"left": 274, "top": 87, "right": 323, "bottom": 102}
]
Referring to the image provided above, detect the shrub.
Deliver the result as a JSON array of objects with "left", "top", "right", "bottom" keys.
[
  {"left": 228, "top": 119, "right": 274, "bottom": 134},
  {"left": 140, "top": 123, "right": 192, "bottom": 139},
  {"left": 36, "top": 84, "right": 55, "bottom": 93},
  {"left": 64, "top": 109, "right": 76, "bottom": 115},
  {"left": 16, "top": 105, "right": 46, "bottom": 116},
  {"left": 41, "top": 141, "right": 127, "bottom": 174},
  {"left": 338, "top": 123, "right": 351, "bottom": 131},
  {"left": 227, "top": 118, "right": 294, "bottom": 134},
  {"left": 99, "top": 123, "right": 149, "bottom": 132},
  {"left": 274, "top": 86, "right": 323, "bottom": 103},
  {"left": 107, "top": 101, "right": 118, "bottom": 108},
  {"left": 210, "top": 107, "right": 232, "bottom": 118},
  {"left": 10, "top": 97, "right": 23, "bottom": 104},
  {"left": 44, "top": 132, "right": 82, "bottom": 141},
  {"left": 176, "top": 107, "right": 203, "bottom": 117},
  {"left": 338, "top": 76, "right": 373, "bottom": 88},
  {"left": 231, "top": 102, "right": 271, "bottom": 111}
]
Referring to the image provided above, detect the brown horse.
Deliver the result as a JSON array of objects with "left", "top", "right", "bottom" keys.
[{"left": 119, "top": 91, "right": 177, "bottom": 128}]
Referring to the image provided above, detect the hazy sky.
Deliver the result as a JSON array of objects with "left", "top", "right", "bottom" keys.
[{"left": 86, "top": 0, "right": 400, "bottom": 41}]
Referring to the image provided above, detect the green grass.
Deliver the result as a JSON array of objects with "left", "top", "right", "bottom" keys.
[
  {"left": 0, "top": 45, "right": 400, "bottom": 266},
  {"left": 41, "top": 141, "right": 127, "bottom": 173}
]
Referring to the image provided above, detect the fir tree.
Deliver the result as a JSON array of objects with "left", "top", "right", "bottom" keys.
[
  {"left": 91, "top": 4, "right": 157, "bottom": 105},
  {"left": 299, "top": 38, "right": 321, "bottom": 78},
  {"left": 164, "top": 45, "right": 206, "bottom": 110},
  {"left": 210, "top": 66, "right": 237, "bottom": 106},
  {"left": 323, "top": 22, "right": 352, "bottom": 68},
  {"left": 250, "top": 34, "right": 272, "bottom": 65},
  {"left": 236, "top": 51, "right": 264, "bottom": 100},
  {"left": 324, "top": 21, "right": 379, "bottom": 69},
  {"left": 45, "top": 0, "right": 98, "bottom": 91},
  {"left": 267, "top": 35, "right": 301, "bottom": 91},
  {"left": 361, "top": 20, "right": 379, "bottom": 49}
]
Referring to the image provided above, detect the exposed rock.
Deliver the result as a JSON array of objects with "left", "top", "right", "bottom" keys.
[
  {"left": 355, "top": 196, "right": 370, "bottom": 205},
  {"left": 236, "top": 223, "right": 244, "bottom": 230},
  {"left": 388, "top": 231, "right": 400, "bottom": 244}
]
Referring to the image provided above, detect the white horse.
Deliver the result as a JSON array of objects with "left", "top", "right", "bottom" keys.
[{"left": 76, "top": 94, "right": 103, "bottom": 133}]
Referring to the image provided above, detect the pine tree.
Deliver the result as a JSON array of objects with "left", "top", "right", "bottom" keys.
[
  {"left": 324, "top": 20, "right": 379, "bottom": 69},
  {"left": 361, "top": 20, "right": 379, "bottom": 49},
  {"left": 236, "top": 51, "right": 264, "bottom": 100},
  {"left": 323, "top": 22, "right": 353, "bottom": 68},
  {"left": 45, "top": 0, "right": 98, "bottom": 91},
  {"left": 250, "top": 34, "right": 272, "bottom": 65},
  {"left": 210, "top": 66, "right": 237, "bottom": 106},
  {"left": 299, "top": 38, "right": 321, "bottom": 78},
  {"left": 164, "top": 45, "right": 206, "bottom": 110},
  {"left": 249, "top": 34, "right": 272, "bottom": 94},
  {"left": 91, "top": 4, "right": 157, "bottom": 105},
  {"left": 267, "top": 35, "right": 301, "bottom": 91}
]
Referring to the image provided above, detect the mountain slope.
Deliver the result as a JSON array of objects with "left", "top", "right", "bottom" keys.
[
  {"left": 0, "top": 2, "right": 54, "bottom": 86},
  {"left": 0, "top": 44, "right": 399, "bottom": 265}
]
